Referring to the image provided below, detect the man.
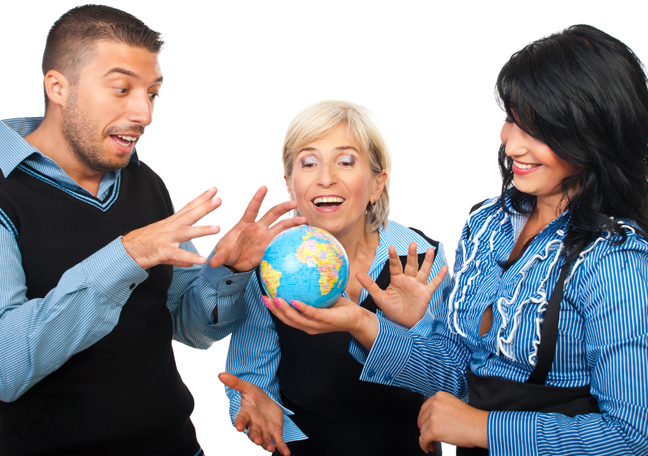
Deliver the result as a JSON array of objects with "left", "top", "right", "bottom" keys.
[{"left": 0, "top": 5, "right": 302, "bottom": 455}]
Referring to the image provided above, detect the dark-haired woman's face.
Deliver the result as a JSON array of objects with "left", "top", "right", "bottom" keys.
[{"left": 501, "top": 121, "right": 579, "bottom": 208}]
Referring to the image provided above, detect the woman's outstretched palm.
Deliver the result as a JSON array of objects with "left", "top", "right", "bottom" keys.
[{"left": 357, "top": 243, "right": 448, "bottom": 329}]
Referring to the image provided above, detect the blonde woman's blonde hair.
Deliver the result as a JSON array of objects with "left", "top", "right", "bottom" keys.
[{"left": 283, "top": 100, "right": 391, "bottom": 232}]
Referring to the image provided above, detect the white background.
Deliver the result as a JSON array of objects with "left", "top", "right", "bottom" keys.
[{"left": 2, "top": 1, "right": 646, "bottom": 454}]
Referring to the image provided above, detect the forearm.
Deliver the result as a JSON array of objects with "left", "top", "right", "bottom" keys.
[
  {"left": 488, "top": 410, "right": 646, "bottom": 455},
  {"left": 0, "top": 237, "right": 147, "bottom": 401},
  {"left": 358, "top": 315, "right": 469, "bottom": 398}
]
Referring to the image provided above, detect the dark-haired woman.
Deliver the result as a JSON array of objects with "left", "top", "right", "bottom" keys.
[{"left": 266, "top": 25, "right": 648, "bottom": 455}]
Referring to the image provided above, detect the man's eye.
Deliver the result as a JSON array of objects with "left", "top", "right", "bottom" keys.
[
  {"left": 115, "top": 88, "right": 128, "bottom": 94},
  {"left": 148, "top": 93, "right": 159, "bottom": 100}
]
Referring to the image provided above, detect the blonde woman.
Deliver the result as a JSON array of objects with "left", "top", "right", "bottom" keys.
[{"left": 221, "top": 100, "right": 449, "bottom": 456}]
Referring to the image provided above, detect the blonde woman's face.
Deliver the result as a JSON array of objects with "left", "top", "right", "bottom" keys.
[{"left": 285, "top": 124, "right": 385, "bottom": 239}]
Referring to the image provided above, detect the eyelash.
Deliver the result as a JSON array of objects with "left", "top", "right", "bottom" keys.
[
  {"left": 338, "top": 155, "right": 355, "bottom": 167},
  {"left": 114, "top": 88, "right": 159, "bottom": 100}
]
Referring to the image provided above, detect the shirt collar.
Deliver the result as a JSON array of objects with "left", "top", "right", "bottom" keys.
[{"left": 0, "top": 117, "right": 140, "bottom": 178}]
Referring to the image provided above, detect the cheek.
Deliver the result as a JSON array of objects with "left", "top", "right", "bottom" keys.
[{"left": 500, "top": 123, "right": 512, "bottom": 144}]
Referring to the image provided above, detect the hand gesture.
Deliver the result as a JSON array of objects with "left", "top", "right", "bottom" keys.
[
  {"left": 219, "top": 372, "right": 290, "bottom": 455},
  {"left": 264, "top": 296, "right": 380, "bottom": 350},
  {"left": 357, "top": 243, "right": 448, "bottom": 329},
  {"left": 418, "top": 392, "right": 488, "bottom": 452},
  {"left": 209, "top": 187, "right": 307, "bottom": 272},
  {"left": 122, "top": 187, "right": 223, "bottom": 270}
]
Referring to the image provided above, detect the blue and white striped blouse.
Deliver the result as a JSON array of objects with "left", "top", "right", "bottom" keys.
[
  {"left": 359, "top": 194, "right": 648, "bottom": 455},
  {"left": 224, "top": 220, "right": 451, "bottom": 442}
]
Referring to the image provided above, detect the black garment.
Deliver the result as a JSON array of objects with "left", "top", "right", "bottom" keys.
[
  {"left": 456, "top": 248, "right": 599, "bottom": 456},
  {"left": 260, "top": 230, "right": 441, "bottom": 456},
  {"left": 0, "top": 162, "right": 200, "bottom": 456}
]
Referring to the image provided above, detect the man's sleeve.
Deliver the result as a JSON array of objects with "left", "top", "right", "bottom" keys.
[
  {"left": 165, "top": 241, "right": 253, "bottom": 348},
  {"left": 0, "top": 228, "right": 148, "bottom": 402}
]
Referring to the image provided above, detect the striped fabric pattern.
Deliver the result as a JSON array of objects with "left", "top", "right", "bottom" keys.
[
  {"left": 0, "top": 117, "right": 251, "bottom": 402},
  {"left": 360, "top": 193, "right": 648, "bottom": 455},
  {"left": 224, "top": 220, "right": 451, "bottom": 442}
]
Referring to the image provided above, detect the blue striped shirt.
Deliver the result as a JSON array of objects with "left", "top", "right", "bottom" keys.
[
  {"left": 224, "top": 220, "right": 451, "bottom": 441},
  {"left": 0, "top": 117, "right": 252, "bottom": 402},
  {"left": 359, "top": 194, "right": 648, "bottom": 455}
]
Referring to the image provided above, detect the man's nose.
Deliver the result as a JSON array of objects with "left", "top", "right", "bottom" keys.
[{"left": 127, "top": 92, "right": 153, "bottom": 126}]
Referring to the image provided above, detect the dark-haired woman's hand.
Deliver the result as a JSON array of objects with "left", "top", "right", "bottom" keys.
[
  {"left": 357, "top": 243, "right": 448, "bottom": 329},
  {"left": 264, "top": 296, "right": 380, "bottom": 350},
  {"left": 418, "top": 392, "right": 488, "bottom": 452}
]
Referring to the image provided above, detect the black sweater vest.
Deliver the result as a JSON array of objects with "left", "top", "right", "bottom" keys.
[
  {"left": 0, "top": 161, "right": 199, "bottom": 456},
  {"left": 258, "top": 230, "right": 441, "bottom": 456}
]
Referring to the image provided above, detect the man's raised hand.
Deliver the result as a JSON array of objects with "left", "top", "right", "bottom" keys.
[
  {"left": 122, "top": 187, "right": 222, "bottom": 270},
  {"left": 209, "top": 186, "right": 307, "bottom": 272}
]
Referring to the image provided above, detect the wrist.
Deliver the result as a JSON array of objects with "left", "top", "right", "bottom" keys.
[{"left": 350, "top": 309, "right": 379, "bottom": 350}]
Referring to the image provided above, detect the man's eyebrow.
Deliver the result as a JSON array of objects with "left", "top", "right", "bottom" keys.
[{"left": 103, "top": 67, "right": 164, "bottom": 83}]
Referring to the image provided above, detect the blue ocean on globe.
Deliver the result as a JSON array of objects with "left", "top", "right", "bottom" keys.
[{"left": 260, "top": 225, "right": 350, "bottom": 308}]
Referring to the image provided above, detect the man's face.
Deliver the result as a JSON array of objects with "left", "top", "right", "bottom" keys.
[{"left": 62, "top": 41, "right": 163, "bottom": 173}]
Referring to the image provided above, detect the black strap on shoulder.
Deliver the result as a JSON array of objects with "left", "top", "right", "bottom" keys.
[
  {"left": 408, "top": 227, "right": 438, "bottom": 264},
  {"left": 525, "top": 255, "right": 574, "bottom": 385},
  {"left": 255, "top": 266, "right": 268, "bottom": 297},
  {"left": 408, "top": 227, "right": 439, "bottom": 250},
  {"left": 466, "top": 199, "right": 488, "bottom": 240}
]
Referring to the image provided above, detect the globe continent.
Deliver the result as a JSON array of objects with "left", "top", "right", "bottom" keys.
[{"left": 260, "top": 225, "right": 349, "bottom": 308}]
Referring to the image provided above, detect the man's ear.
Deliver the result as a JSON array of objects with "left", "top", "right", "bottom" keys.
[{"left": 43, "top": 70, "right": 72, "bottom": 108}]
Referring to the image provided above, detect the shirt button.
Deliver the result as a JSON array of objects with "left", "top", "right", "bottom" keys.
[
  {"left": 225, "top": 280, "right": 233, "bottom": 285},
  {"left": 129, "top": 283, "right": 136, "bottom": 290},
  {"left": 385, "top": 374, "right": 393, "bottom": 381},
  {"left": 367, "top": 370, "right": 375, "bottom": 378}
]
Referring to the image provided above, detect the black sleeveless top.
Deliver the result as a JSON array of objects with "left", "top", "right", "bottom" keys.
[
  {"left": 0, "top": 161, "right": 200, "bottom": 456},
  {"left": 259, "top": 228, "right": 441, "bottom": 456}
]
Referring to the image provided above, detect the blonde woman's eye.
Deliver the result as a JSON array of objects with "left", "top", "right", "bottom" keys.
[
  {"left": 338, "top": 154, "right": 356, "bottom": 167},
  {"left": 301, "top": 156, "right": 317, "bottom": 168}
]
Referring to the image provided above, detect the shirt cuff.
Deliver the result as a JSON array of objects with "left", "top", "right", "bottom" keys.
[
  {"left": 83, "top": 237, "right": 149, "bottom": 304},
  {"left": 409, "top": 308, "right": 434, "bottom": 337},
  {"left": 349, "top": 336, "right": 370, "bottom": 364},
  {"left": 488, "top": 411, "right": 538, "bottom": 456},
  {"left": 358, "top": 315, "right": 414, "bottom": 386},
  {"left": 200, "top": 265, "right": 253, "bottom": 324}
]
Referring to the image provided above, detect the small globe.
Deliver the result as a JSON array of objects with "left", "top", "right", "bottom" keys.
[{"left": 260, "top": 225, "right": 350, "bottom": 308}]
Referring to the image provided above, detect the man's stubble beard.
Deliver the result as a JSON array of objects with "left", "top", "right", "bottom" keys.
[{"left": 62, "top": 88, "right": 132, "bottom": 173}]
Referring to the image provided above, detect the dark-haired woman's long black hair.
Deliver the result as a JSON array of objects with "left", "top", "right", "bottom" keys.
[{"left": 496, "top": 24, "right": 648, "bottom": 259}]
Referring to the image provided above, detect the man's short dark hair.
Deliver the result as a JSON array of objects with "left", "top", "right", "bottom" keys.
[{"left": 42, "top": 4, "right": 163, "bottom": 107}]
